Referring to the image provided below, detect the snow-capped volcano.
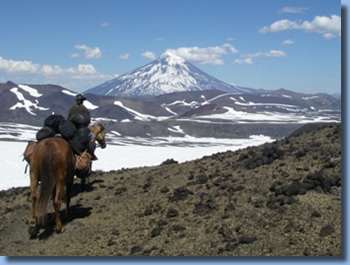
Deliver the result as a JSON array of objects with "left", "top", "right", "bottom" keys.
[{"left": 86, "top": 51, "right": 253, "bottom": 97}]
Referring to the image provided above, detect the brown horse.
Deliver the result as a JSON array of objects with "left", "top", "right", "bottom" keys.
[
  {"left": 28, "top": 122, "right": 107, "bottom": 236},
  {"left": 28, "top": 137, "right": 75, "bottom": 236}
]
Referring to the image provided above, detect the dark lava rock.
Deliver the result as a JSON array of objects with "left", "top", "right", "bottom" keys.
[
  {"left": 193, "top": 193, "right": 216, "bottom": 215},
  {"left": 160, "top": 186, "right": 169, "bottom": 193},
  {"left": 311, "top": 210, "right": 322, "bottom": 218},
  {"left": 161, "top": 159, "right": 178, "bottom": 165},
  {"left": 225, "top": 239, "right": 238, "bottom": 251},
  {"left": 244, "top": 144, "right": 284, "bottom": 170},
  {"left": 151, "top": 227, "right": 161, "bottom": 237},
  {"left": 218, "top": 224, "right": 233, "bottom": 240},
  {"left": 115, "top": 187, "right": 127, "bottom": 195},
  {"left": 239, "top": 235, "right": 258, "bottom": 244},
  {"left": 319, "top": 224, "right": 335, "bottom": 237},
  {"left": 281, "top": 182, "right": 301, "bottom": 196},
  {"left": 130, "top": 245, "right": 143, "bottom": 255},
  {"left": 166, "top": 208, "right": 179, "bottom": 218},
  {"left": 169, "top": 187, "right": 191, "bottom": 202},
  {"left": 249, "top": 196, "right": 264, "bottom": 208},
  {"left": 224, "top": 203, "right": 236, "bottom": 212},
  {"left": 170, "top": 225, "right": 186, "bottom": 232},
  {"left": 196, "top": 175, "right": 209, "bottom": 184}
]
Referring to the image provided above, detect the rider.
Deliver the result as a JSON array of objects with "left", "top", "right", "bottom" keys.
[
  {"left": 68, "top": 94, "right": 89, "bottom": 120},
  {"left": 68, "top": 94, "right": 98, "bottom": 160}
]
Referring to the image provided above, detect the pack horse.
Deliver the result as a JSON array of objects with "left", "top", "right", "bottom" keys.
[{"left": 27, "top": 122, "right": 106, "bottom": 236}]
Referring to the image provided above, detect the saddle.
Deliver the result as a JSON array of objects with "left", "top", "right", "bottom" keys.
[{"left": 75, "top": 151, "right": 92, "bottom": 171}]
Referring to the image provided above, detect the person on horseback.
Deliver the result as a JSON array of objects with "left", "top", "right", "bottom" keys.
[
  {"left": 68, "top": 94, "right": 89, "bottom": 120},
  {"left": 68, "top": 94, "right": 98, "bottom": 160}
]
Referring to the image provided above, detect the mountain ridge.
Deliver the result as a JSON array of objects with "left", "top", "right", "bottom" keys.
[{"left": 0, "top": 81, "right": 341, "bottom": 139}]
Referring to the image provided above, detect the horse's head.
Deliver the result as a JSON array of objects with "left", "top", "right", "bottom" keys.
[{"left": 91, "top": 123, "right": 107, "bottom": 149}]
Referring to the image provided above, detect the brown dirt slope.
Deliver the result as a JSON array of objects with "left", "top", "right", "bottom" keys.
[{"left": 0, "top": 124, "right": 341, "bottom": 256}]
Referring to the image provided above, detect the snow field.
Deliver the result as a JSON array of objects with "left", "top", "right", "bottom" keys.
[{"left": 0, "top": 135, "right": 273, "bottom": 191}]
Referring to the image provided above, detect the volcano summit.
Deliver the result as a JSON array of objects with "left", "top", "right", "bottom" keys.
[{"left": 86, "top": 52, "right": 254, "bottom": 97}]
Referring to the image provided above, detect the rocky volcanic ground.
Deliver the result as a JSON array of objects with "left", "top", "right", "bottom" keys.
[{"left": 0, "top": 124, "right": 341, "bottom": 256}]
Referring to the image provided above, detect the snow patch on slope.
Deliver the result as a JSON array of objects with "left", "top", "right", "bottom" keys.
[{"left": 9, "top": 87, "right": 49, "bottom": 115}]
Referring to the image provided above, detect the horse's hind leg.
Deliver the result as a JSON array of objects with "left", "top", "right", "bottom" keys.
[
  {"left": 53, "top": 180, "right": 65, "bottom": 233},
  {"left": 65, "top": 178, "right": 73, "bottom": 217},
  {"left": 28, "top": 172, "right": 38, "bottom": 237}
]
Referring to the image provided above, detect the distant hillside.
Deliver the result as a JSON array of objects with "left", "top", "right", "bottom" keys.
[{"left": 0, "top": 81, "right": 341, "bottom": 139}]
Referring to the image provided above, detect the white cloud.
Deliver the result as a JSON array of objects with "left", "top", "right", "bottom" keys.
[
  {"left": 0, "top": 56, "right": 113, "bottom": 90},
  {"left": 0, "top": 57, "right": 39, "bottom": 73},
  {"left": 70, "top": 53, "right": 80, "bottom": 58},
  {"left": 233, "top": 58, "right": 253, "bottom": 65},
  {"left": 75, "top": 44, "right": 102, "bottom": 59},
  {"left": 278, "top": 7, "right": 308, "bottom": 14},
  {"left": 76, "top": 64, "right": 98, "bottom": 75},
  {"left": 259, "top": 15, "right": 341, "bottom": 39},
  {"left": 100, "top": 22, "right": 111, "bottom": 28},
  {"left": 166, "top": 43, "right": 238, "bottom": 65},
  {"left": 142, "top": 51, "right": 157, "bottom": 60},
  {"left": 281, "top": 39, "right": 295, "bottom": 45},
  {"left": 264, "top": 50, "right": 286, "bottom": 57},
  {"left": 119, "top": 53, "right": 130, "bottom": 60},
  {"left": 40, "top": 64, "right": 66, "bottom": 75},
  {"left": 234, "top": 50, "right": 286, "bottom": 64}
]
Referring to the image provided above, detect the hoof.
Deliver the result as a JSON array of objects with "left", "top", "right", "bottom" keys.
[
  {"left": 28, "top": 225, "right": 38, "bottom": 238},
  {"left": 55, "top": 226, "right": 65, "bottom": 234}
]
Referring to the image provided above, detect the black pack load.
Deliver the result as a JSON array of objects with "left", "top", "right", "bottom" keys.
[
  {"left": 75, "top": 127, "right": 90, "bottom": 145},
  {"left": 69, "top": 137, "right": 89, "bottom": 154},
  {"left": 68, "top": 127, "right": 90, "bottom": 154},
  {"left": 36, "top": 126, "right": 56, "bottom": 142},
  {"left": 59, "top": 120, "right": 77, "bottom": 140},
  {"left": 70, "top": 112, "right": 91, "bottom": 128},
  {"left": 44, "top": 114, "right": 65, "bottom": 133}
]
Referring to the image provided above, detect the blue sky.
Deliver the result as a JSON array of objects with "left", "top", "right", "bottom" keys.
[{"left": 0, "top": 0, "right": 341, "bottom": 94}]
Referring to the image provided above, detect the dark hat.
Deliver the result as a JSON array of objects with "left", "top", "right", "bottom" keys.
[{"left": 76, "top": 94, "right": 87, "bottom": 101}]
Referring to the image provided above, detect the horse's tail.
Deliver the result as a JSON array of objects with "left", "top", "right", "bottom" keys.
[{"left": 37, "top": 145, "right": 56, "bottom": 226}]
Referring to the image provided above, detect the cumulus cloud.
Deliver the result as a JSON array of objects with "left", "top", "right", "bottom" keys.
[
  {"left": 265, "top": 50, "right": 286, "bottom": 57},
  {"left": 0, "top": 56, "right": 113, "bottom": 89},
  {"left": 233, "top": 50, "right": 286, "bottom": 64},
  {"left": 281, "top": 39, "right": 295, "bottom": 45},
  {"left": 142, "top": 51, "right": 157, "bottom": 60},
  {"left": 0, "top": 57, "right": 39, "bottom": 73},
  {"left": 166, "top": 43, "right": 238, "bottom": 65},
  {"left": 119, "top": 53, "right": 130, "bottom": 60},
  {"left": 40, "top": 64, "right": 66, "bottom": 75},
  {"left": 75, "top": 44, "right": 102, "bottom": 59},
  {"left": 233, "top": 58, "right": 253, "bottom": 65},
  {"left": 259, "top": 15, "right": 341, "bottom": 39},
  {"left": 70, "top": 53, "right": 80, "bottom": 58},
  {"left": 278, "top": 7, "right": 308, "bottom": 14}
]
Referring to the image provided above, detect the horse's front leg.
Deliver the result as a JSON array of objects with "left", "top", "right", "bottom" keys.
[{"left": 53, "top": 181, "right": 65, "bottom": 233}]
